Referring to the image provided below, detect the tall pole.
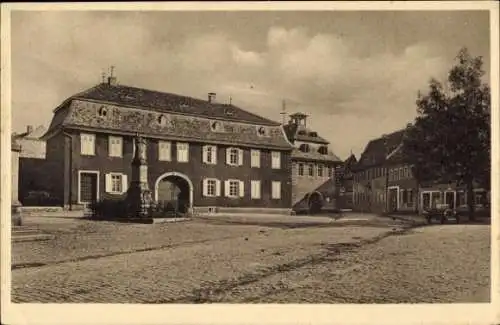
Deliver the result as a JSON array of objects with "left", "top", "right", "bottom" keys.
[{"left": 280, "top": 99, "right": 287, "bottom": 125}]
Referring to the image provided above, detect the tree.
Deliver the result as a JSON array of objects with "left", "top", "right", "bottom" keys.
[{"left": 403, "top": 47, "right": 490, "bottom": 219}]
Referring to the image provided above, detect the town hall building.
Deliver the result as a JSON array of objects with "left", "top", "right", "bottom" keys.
[
  {"left": 283, "top": 112, "right": 342, "bottom": 213},
  {"left": 40, "top": 74, "right": 294, "bottom": 215}
]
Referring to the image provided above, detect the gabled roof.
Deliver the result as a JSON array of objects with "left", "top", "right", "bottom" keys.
[
  {"left": 13, "top": 125, "right": 47, "bottom": 140},
  {"left": 70, "top": 83, "right": 280, "bottom": 126},
  {"left": 355, "top": 129, "right": 406, "bottom": 170}
]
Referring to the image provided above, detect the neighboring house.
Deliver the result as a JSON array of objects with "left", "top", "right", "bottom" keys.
[
  {"left": 336, "top": 153, "right": 357, "bottom": 210},
  {"left": 40, "top": 75, "right": 294, "bottom": 214},
  {"left": 353, "top": 126, "right": 489, "bottom": 215},
  {"left": 283, "top": 112, "right": 342, "bottom": 213},
  {"left": 12, "top": 125, "right": 51, "bottom": 204},
  {"left": 353, "top": 128, "right": 414, "bottom": 213}
]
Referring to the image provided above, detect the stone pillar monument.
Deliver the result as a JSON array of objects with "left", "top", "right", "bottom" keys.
[
  {"left": 126, "top": 135, "right": 153, "bottom": 218},
  {"left": 11, "top": 138, "right": 22, "bottom": 226}
]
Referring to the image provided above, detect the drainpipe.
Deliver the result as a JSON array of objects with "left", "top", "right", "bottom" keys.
[{"left": 63, "top": 131, "right": 73, "bottom": 211}]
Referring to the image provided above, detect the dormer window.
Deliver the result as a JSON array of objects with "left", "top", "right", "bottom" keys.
[
  {"left": 224, "top": 108, "right": 234, "bottom": 116},
  {"left": 309, "top": 132, "right": 318, "bottom": 137},
  {"left": 211, "top": 121, "right": 223, "bottom": 132},
  {"left": 299, "top": 144, "right": 310, "bottom": 153},
  {"left": 98, "top": 106, "right": 108, "bottom": 118},
  {"left": 257, "top": 126, "right": 268, "bottom": 136},
  {"left": 158, "top": 114, "right": 168, "bottom": 126},
  {"left": 318, "top": 146, "right": 328, "bottom": 155},
  {"left": 298, "top": 130, "right": 307, "bottom": 136}
]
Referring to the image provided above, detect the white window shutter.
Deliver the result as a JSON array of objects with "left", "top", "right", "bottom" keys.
[
  {"left": 212, "top": 146, "right": 217, "bottom": 164},
  {"left": 239, "top": 181, "right": 245, "bottom": 197},
  {"left": 202, "top": 146, "right": 208, "bottom": 164},
  {"left": 185, "top": 143, "right": 190, "bottom": 162},
  {"left": 121, "top": 174, "right": 128, "bottom": 193},
  {"left": 256, "top": 151, "right": 260, "bottom": 168},
  {"left": 238, "top": 149, "right": 243, "bottom": 166},
  {"left": 105, "top": 174, "right": 112, "bottom": 193},
  {"left": 202, "top": 179, "right": 207, "bottom": 197},
  {"left": 216, "top": 179, "right": 221, "bottom": 196},
  {"left": 226, "top": 148, "right": 231, "bottom": 165},
  {"left": 224, "top": 180, "right": 230, "bottom": 197}
]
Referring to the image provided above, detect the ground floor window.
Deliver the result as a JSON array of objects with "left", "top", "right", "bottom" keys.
[
  {"left": 229, "top": 180, "right": 239, "bottom": 197},
  {"left": 407, "top": 189, "right": 413, "bottom": 206}
]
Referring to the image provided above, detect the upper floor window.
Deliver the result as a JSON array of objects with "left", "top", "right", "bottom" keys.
[
  {"left": 108, "top": 136, "right": 123, "bottom": 157},
  {"left": 226, "top": 147, "right": 243, "bottom": 166},
  {"left": 158, "top": 141, "right": 171, "bottom": 161},
  {"left": 158, "top": 114, "right": 169, "bottom": 126},
  {"left": 298, "top": 163, "right": 304, "bottom": 176},
  {"left": 309, "top": 132, "right": 318, "bottom": 137},
  {"left": 308, "top": 164, "right": 314, "bottom": 177},
  {"left": 271, "top": 151, "right": 281, "bottom": 169},
  {"left": 80, "top": 133, "right": 95, "bottom": 156},
  {"left": 318, "top": 146, "right": 328, "bottom": 155},
  {"left": 399, "top": 167, "right": 403, "bottom": 179},
  {"left": 211, "top": 121, "right": 223, "bottom": 132},
  {"left": 328, "top": 166, "right": 334, "bottom": 178},
  {"left": 257, "top": 126, "right": 269, "bottom": 136},
  {"left": 317, "top": 164, "right": 324, "bottom": 177},
  {"left": 299, "top": 144, "right": 310, "bottom": 153},
  {"left": 177, "top": 142, "right": 189, "bottom": 163},
  {"left": 251, "top": 150, "right": 261, "bottom": 168},
  {"left": 202, "top": 145, "right": 217, "bottom": 165},
  {"left": 98, "top": 106, "right": 108, "bottom": 118}
]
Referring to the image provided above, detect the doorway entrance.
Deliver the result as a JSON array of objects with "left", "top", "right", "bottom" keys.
[
  {"left": 154, "top": 172, "right": 193, "bottom": 214},
  {"left": 388, "top": 187, "right": 399, "bottom": 212},
  {"left": 308, "top": 191, "right": 323, "bottom": 214},
  {"left": 78, "top": 171, "right": 99, "bottom": 205}
]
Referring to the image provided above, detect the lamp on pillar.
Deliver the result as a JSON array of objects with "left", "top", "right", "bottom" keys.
[{"left": 126, "top": 134, "right": 153, "bottom": 218}]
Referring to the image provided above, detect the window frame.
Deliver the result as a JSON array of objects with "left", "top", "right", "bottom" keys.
[
  {"left": 176, "top": 142, "right": 189, "bottom": 163},
  {"left": 250, "top": 149, "right": 261, "bottom": 168},
  {"left": 250, "top": 180, "right": 261, "bottom": 199},
  {"left": 158, "top": 140, "right": 172, "bottom": 161},
  {"left": 108, "top": 135, "right": 123, "bottom": 158},
  {"left": 271, "top": 151, "right": 281, "bottom": 169},
  {"left": 271, "top": 181, "right": 281, "bottom": 199},
  {"left": 80, "top": 133, "right": 96, "bottom": 156}
]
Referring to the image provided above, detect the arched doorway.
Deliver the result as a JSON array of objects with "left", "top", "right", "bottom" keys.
[
  {"left": 154, "top": 172, "right": 193, "bottom": 215},
  {"left": 308, "top": 191, "right": 323, "bottom": 214}
]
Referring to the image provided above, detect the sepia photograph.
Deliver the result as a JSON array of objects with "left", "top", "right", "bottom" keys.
[{"left": 1, "top": 2, "right": 498, "bottom": 325}]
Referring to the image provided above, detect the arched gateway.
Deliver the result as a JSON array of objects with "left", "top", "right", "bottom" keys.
[{"left": 154, "top": 172, "right": 193, "bottom": 214}]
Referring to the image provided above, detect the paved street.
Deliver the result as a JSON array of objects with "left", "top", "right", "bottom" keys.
[{"left": 11, "top": 215, "right": 490, "bottom": 303}]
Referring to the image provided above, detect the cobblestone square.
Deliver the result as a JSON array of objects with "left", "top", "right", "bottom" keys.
[{"left": 11, "top": 215, "right": 490, "bottom": 303}]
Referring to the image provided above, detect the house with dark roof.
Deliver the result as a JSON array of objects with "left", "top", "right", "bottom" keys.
[
  {"left": 336, "top": 153, "right": 357, "bottom": 210},
  {"left": 40, "top": 74, "right": 294, "bottom": 214},
  {"left": 352, "top": 128, "right": 417, "bottom": 213},
  {"left": 282, "top": 112, "right": 342, "bottom": 213},
  {"left": 353, "top": 126, "right": 489, "bottom": 214}
]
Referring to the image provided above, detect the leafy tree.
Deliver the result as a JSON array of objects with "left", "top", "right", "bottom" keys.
[{"left": 403, "top": 47, "right": 490, "bottom": 219}]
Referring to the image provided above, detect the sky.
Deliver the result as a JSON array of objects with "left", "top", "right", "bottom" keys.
[{"left": 10, "top": 10, "right": 490, "bottom": 159}]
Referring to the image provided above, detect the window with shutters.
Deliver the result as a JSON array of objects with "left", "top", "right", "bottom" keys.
[
  {"left": 105, "top": 173, "right": 128, "bottom": 194},
  {"left": 176, "top": 142, "right": 189, "bottom": 162},
  {"left": 230, "top": 148, "right": 239, "bottom": 165},
  {"left": 308, "top": 164, "right": 314, "bottom": 177},
  {"left": 227, "top": 147, "right": 242, "bottom": 166},
  {"left": 271, "top": 151, "right": 281, "bottom": 169},
  {"left": 228, "top": 180, "right": 240, "bottom": 197},
  {"left": 250, "top": 180, "right": 261, "bottom": 199},
  {"left": 298, "top": 163, "right": 304, "bottom": 176},
  {"left": 328, "top": 166, "right": 333, "bottom": 178},
  {"left": 80, "top": 133, "right": 95, "bottom": 156},
  {"left": 399, "top": 167, "right": 403, "bottom": 179},
  {"left": 203, "top": 145, "right": 217, "bottom": 165},
  {"left": 271, "top": 181, "right": 281, "bottom": 199},
  {"left": 207, "top": 179, "right": 217, "bottom": 196},
  {"left": 250, "top": 150, "right": 260, "bottom": 168},
  {"left": 158, "top": 141, "right": 172, "bottom": 161},
  {"left": 108, "top": 136, "right": 123, "bottom": 157}
]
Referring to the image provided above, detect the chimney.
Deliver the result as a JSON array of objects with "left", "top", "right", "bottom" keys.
[
  {"left": 208, "top": 92, "right": 216, "bottom": 103},
  {"left": 27, "top": 125, "right": 33, "bottom": 134},
  {"left": 107, "top": 66, "right": 117, "bottom": 86}
]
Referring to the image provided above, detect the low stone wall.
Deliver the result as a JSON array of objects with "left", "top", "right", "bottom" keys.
[{"left": 194, "top": 206, "right": 292, "bottom": 216}]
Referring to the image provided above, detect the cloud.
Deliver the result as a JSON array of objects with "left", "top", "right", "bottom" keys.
[{"left": 11, "top": 13, "right": 456, "bottom": 158}]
